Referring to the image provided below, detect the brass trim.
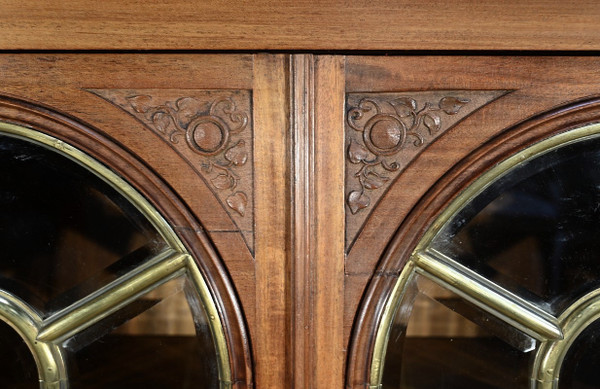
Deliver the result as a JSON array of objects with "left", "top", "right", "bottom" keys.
[
  {"left": 38, "top": 250, "right": 187, "bottom": 342},
  {"left": 0, "top": 122, "right": 233, "bottom": 388},
  {"left": 184, "top": 255, "right": 233, "bottom": 387},
  {"left": 0, "top": 291, "right": 67, "bottom": 388},
  {"left": 369, "top": 261, "right": 416, "bottom": 387},
  {"left": 415, "top": 249, "right": 562, "bottom": 342},
  {"left": 532, "top": 290, "right": 600, "bottom": 388},
  {"left": 370, "top": 123, "right": 600, "bottom": 388}
]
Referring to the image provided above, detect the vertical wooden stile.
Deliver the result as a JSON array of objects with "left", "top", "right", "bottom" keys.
[
  {"left": 291, "top": 54, "right": 346, "bottom": 388},
  {"left": 253, "top": 54, "right": 290, "bottom": 389}
]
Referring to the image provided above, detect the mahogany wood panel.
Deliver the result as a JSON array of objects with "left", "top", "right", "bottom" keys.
[
  {"left": 0, "top": 54, "right": 257, "bottom": 387},
  {"left": 5, "top": 51, "right": 600, "bottom": 389},
  {"left": 90, "top": 89, "right": 255, "bottom": 253},
  {"left": 2, "top": 1, "right": 600, "bottom": 51},
  {"left": 343, "top": 56, "right": 600, "bottom": 387},
  {"left": 290, "top": 54, "right": 314, "bottom": 389},
  {"left": 0, "top": 95, "right": 253, "bottom": 387},
  {"left": 347, "top": 96, "right": 600, "bottom": 388},
  {"left": 344, "top": 90, "right": 508, "bottom": 250},
  {"left": 345, "top": 55, "right": 600, "bottom": 273},
  {"left": 0, "top": 56, "right": 253, "bottom": 240},
  {"left": 253, "top": 54, "right": 290, "bottom": 388},
  {"left": 312, "top": 56, "right": 346, "bottom": 389}
]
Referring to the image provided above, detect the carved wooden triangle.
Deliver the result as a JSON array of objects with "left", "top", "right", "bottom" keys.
[
  {"left": 345, "top": 90, "right": 510, "bottom": 252},
  {"left": 88, "top": 89, "right": 255, "bottom": 254}
]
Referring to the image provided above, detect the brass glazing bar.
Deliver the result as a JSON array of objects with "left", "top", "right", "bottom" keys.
[
  {"left": 183, "top": 255, "right": 232, "bottom": 387},
  {"left": 38, "top": 249, "right": 187, "bottom": 343},
  {"left": 532, "top": 289, "right": 600, "bottom": 388},
  {"left": 369, "top": 261, "right": 416, "bottom": 387},
  {"left": 415, "top": 249, "right": 562, "bottom": 342},
  {"left": 0, "top": 291, "right": 67, "bottom": 388},
  {"left": 0, "top": 123, "right": 233, "bottom": 388}
]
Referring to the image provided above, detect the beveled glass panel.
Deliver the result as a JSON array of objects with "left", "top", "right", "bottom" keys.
[
  {"left": 382, "top": 276, "right": 532, "bottom": 388},
  {"left": 0, "top": 320, "right": 37, "bottom": 389},
  {"left": 64, "top": 276, "right": 218, "bottom": 388},
  {"left": 432, "top": 135, "right": 600, "bottom": 314},
  {"left": 559, "top": 318, "right": 600, "bottom": 389},
  {"left": 0, "top": 134, "right": 166, "bottom": 316}
]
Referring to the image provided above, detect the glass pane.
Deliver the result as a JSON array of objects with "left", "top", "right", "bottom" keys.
[
  {"left": 0, "top": 134, "right": 166, "bottom": 315},
  {"left": 559, "top": 318, "right": 600, "bottom": 388},
  {"left": 382, "top": 276, "right": 532, "bottom": 388},
  {"left": 0, "top": 320, "right": 38, "bottom": 389},
  {"left": 64, "top": 276, "right": 218, "bottom": 388},
  {"left": 432, "top": 135, "right": 600, "bottom": 314}
]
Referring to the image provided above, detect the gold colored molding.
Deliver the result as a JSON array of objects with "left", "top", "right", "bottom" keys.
[
  {"left": 0, "top": 290, "right": 67, "bottom": 388},
  {"left": 369, "top": 261, "right": 416, "bottom": 388},
  {"left": 0, "top": 122, "right": 232, "bottom": 389},
  {"left": 38, "top": 250, "right": 187, "bottom": 342},
  {"left": 415, "top": 249, "right": 562, "bottom": 342},
  {"left": 532, "top": 290, "right": 600, "bottom": 388}
]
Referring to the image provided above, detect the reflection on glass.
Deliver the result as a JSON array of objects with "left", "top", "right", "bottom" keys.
[
  {"left": 0, "top": 320, "right": 37, "bottom": 389},
  {"left": 432, "top": 135, "right": 600, "bottom": 314},
  {"left": 560, "top": 318, "right": 600, "bottom": 389},
  {"left": 382, "top": 276, "right": 532, "bottom": 388},
  {"left": 64, "top": 276, "right": 218, "bottom": 388},
  {"left": 0, "top": 134, "right": 166, "bottom": 316}
]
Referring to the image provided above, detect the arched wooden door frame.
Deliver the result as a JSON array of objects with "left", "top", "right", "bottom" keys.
[
  {"left": 346, "top": 97, "right": 600, "bottom": 388},
  {"left": 0, "top": 94, "right": 254, "bottom": 389}
]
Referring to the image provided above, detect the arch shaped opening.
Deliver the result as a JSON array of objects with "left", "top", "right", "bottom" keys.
[
  {"left": 0, "top": 122, "right": 231, "bottom": 388},
  {"left": 371, "top": 122, "right": 600, "bottom": 388}
]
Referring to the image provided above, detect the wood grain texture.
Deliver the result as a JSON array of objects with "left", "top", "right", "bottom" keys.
[
  {"left": 1, "top": 1, "right": 600, "bottom": 51},
  {"left": 346, "top": 97, "right": 600, "bottom": 388},
  {"left": 0, "top": 54, "right": 257, "bottom": 387},
  {"left": 290, "top": 54, "right": 315, "bottom": 389},
  {"left": 0, "top": 95, "right": 254, "bottom": 387},
  {"left": 312, "top": 56, "right": 346, "bottom": 388},
  {"left": 90, "top": 89, "right": 255, "bottom": 253},
  {"left": 345, "top": 56, "right": 600, "bottom": 279},
  {"left": 344, "top": 56, "right": 600, "bottom": 387},
  {"left": 252, "top": 54, "right": 290, "bottom": 388},
  {"left": 0, "top": 53, "right": 254, "bottom": 246},
  {"left": 5, "top": 50, "right": 600, "bottom": 389},
  {"left": 344, "top": 90, "right": 508, "bottom": 251}
]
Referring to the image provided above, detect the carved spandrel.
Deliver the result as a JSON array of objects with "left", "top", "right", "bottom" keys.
[
  {"left": 345, "top": 90, "right": 509, "bottom": 252},
  {"left": 89, "top": 89, "right": 254, "bottom": 254}
]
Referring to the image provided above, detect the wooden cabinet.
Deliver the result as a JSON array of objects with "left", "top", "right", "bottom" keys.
[{"left": 1, "top": 3, "right": 600, "bottom": 388}]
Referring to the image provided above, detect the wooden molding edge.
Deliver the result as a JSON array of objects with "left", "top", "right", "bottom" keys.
[
  {"left": 345, "top": 96, "right": 600, "bottom": 388},
  {"left": 0, "top": 94, "right": 255, "bottom": 388}
]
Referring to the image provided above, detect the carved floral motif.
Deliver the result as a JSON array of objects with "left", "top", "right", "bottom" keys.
[
  {"left": 126, "top": 95, "right": 250, "bottom": 216},
  {"left": 346, "top": 96, "right": 469, "bottom": 214},
  {"left": 88, "top": 89, "right": 255, "bottom": 253}
]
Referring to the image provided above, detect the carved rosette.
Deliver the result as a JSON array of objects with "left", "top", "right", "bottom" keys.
[
  {"left": 345, "top": 90, "right": 509, "bottom": 251},
  {"left": 89, "top": 89, "right": 254, "bottom": 253}
]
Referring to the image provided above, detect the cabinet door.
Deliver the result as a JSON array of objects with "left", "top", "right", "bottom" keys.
[
  {"left": 343, "top": 56, "right": 600, "bottom": 388},
  {"left": 0, "top": 53, "right": 291, "bottom": 388},
  {"left": 5, "top": 53, "right": 600, "bottom": 389}
]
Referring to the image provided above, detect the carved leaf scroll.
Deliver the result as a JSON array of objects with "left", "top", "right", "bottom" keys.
[
  {"left": 345, "top": 90, "right": 509, "bottom": 251},
  {"left": 89, "top": 89, "right": 254, "bottom": 253}
]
